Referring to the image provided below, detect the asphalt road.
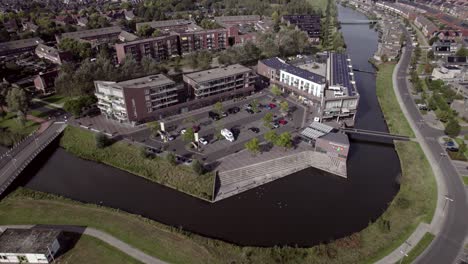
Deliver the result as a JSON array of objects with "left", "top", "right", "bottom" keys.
[{"left": 397, "top": 27, "right": 468, "bottom": 264}]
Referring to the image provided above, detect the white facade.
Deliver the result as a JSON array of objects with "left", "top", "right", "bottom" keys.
[
  {"left": 0, "top": 239, "right": 59, "bottom": 264},
  {"left": 279, "top": 70, "right": 325, "bottom": 98},
  {"left": 95, "top": 81, "right": 128, "bottom": 122}
]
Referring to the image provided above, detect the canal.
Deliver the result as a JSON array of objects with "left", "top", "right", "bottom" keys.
[{"left": 19, "top": 6, "right": 401, "bottom": 247}]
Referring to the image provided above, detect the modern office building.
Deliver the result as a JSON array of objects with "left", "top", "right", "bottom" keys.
[
  {"left": 95, "top": 74, "right": 185, "bottom": 123},
  {"left": 183, "top": 64, "right": 256, "bottom": 99},
  {"left": 115, "top": 35, "right": 179, "bottom": 63},
  {"left": 257, "top": 52, "right": 359, "bottom": 125},
  {"left": 0, "top": 228, "right": 61, "bottom": 264},
  {"left": 0, "top": 37, "right": 43, "bottom": 57},
  {"left": 281, "top": 15, "right": 321, "bottom": 44}
]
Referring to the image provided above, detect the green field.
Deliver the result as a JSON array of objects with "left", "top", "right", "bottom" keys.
[
  {"left": 462, "top": 176, "right": 468, "bottom": 186},
  {"left": 369, "top": 62, "right": 437, "bottom": 262},
  {"left": 400, "top": 233, "right": 435, "bottom": 264},
  {"left": 60, "top": 126, "right": 215, "bottom": 200},
  {"left": 307, "top": 0, "right": 329, "bottom": 11},
  {"left": 0, "top": 112, "right": 40, "bottom": 146},
  {"left": 57, "top": 235, "right": 142, "bottom": 264},
  {"left": 41, "top": 94, "right": 69, "bottom": 107}
]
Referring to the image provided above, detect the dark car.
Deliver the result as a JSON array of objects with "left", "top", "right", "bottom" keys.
[
  {"left": 246, "top": 109, "right": 254, "bottom": 114},
  {"left": 249, "top": 127, "right": 260, "bottom": 133},
  {"left": 228, "top": 107, "right": 240, "bottom": 114},
  {"left": 208, "top": 111, "right": 220, "bottom": 120}
]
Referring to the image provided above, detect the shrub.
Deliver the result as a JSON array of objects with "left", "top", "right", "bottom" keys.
[
  {"left": 377, "top": 218, "right": 391, "bottom": 233},
  {"left": 396, "top": 197, "right": 411, "bottom": 209},
  {"left": 192, "top": 160, "right": 204, "bottom": 175},
  {"left": 445, "top": 119, "right": 461, "bottom": 137},
  {"left": 95, "top": 133, "right": 111, "bottom": 148},
  {"left": 166, "top": 152, "right": 176, "bottom": 165}
]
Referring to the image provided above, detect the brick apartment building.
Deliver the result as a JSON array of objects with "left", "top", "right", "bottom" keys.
[
  {"left": 95, "top": 74, "right": 185, "bottom": 123},
  {"left": 281, "top": 15, "right": 321, "bottom": 44},
  {"left": 35, "top": 44, "right": 72, "bottom": 65},
  {"left": 183, "top": 64, "right": 256, "bottom": 99},
  {"left": 136, "top": 19, "right": 198, "bottom": 32},
  {"left": 34, "top": 70, "right": 59, "bottom": 94},
  {"left": 56, "top": 26, "right": 123, "bottom": 44},
  {"left": 115, "top": 35, "right": 179, "bottom": 63},
  {"left": 95, "top": 64, "right": 256, "bottom": 124},
  {"left": 0, "top": 37, "right": 43, "bottom": 57}
]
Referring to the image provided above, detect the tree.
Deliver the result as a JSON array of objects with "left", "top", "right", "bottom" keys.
[
  {"left": 192, "top": 159, "right": 204, "bottom": 175},
  {"left": 166, "top": 152, "right": 177, "bottom": 165},
  {"left": 445, "top": 119, "right": 461, "bottom": 138},
  {"left": 137, "top": 24, "right": 154, "bottom": 37},
  {"left": 251, "top": 99, "right": 259, "bottom": 113},
  {"left": 183, "top": 127, "right": 195, "bottom": 143},
  {"left": 95, "top": 133, "right": 111, "bottom": 148},
  {"left": 270, "top": 84, "right": 282, "bottom": 97},
  {"left": 245, "top": 137, "right": 260, "bottom": 156},
  {"left": 275, "top": 132, "right": 292, "bottom": 150},
  {"left": 6, "top": 87, "right": 29, "bottom": 119},
  {"left": 0, "top": 82, "right": 10, "bottom": 113},
  {"left": 264, "top": 130, "right": 278, "bottom": 144},
  {"left": 280, "top": 101, "right": 289, "bottom": 116},
  {"left": 455, "top": 47, "right": 468, "bottom": 57},
  {"left": 263, "top": 112, "right": 273, "bottom": 128},
  {"left": 213, "top": 101, "right": 223, "bottom": 115},
  {"left": 147, "top": 121, "right": 160, "bottom": 137}
]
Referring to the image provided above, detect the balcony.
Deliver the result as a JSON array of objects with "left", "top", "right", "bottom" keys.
[{"left": 153, "top": 98, "right": 179, "bottom": 108}]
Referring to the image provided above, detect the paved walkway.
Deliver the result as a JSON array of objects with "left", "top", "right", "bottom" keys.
[{"left": 0, "top": 225, "right": 168, "bottom": 264}]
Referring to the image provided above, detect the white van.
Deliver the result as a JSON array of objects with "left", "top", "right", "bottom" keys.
[{"left": 221, "top": 128, "right": 235, "bottom": 142}]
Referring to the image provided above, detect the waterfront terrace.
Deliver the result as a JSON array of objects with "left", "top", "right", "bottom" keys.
[{"left": 0, "top": 37, "right": 43, "bottom": 57}]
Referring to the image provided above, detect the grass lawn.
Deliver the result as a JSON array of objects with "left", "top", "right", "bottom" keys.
[
  {"left": 400, "top": 233, "right": 435, "bottom": 264},
  {"left": 307, "top": 0, "right": 329, "bottom": 11},
  {"left": 369, "top": 62, "right": 437, "bottom": 262},
  {"left": 462, "top": 177, "right": 468, "bottom": 186},
  {"left": 41, "top": 94, "right": 69, "bottom": 106},
  {"left": 375, "top": 63, "right": 415, "bottom": 137},
  {"left": 30, "top": 110, "right": 49, "bottom": 119},
  {"left": 60, "top": 126, "right": 215, "bottom": 200},
  {"left": 0, "top": 112, "right": 39, "bottom": 135},
  {"left": 57, "top": 235, "right": 142, "bottom": 264}
]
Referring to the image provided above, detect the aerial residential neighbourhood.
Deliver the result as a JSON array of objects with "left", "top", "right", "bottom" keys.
[{"left": 0, "top": 0, "right": 468, "bottom": 263}]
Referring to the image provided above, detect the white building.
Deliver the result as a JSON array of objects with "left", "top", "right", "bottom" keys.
[{"left": 0, "top": 229, "right": 61, "bottom": 264}]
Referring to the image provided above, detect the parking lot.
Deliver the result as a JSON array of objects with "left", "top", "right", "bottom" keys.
[{"left": 127, "top": 93, "right": 306, "bottom": 163}]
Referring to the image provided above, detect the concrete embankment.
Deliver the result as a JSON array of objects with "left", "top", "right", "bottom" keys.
[{"left": 214, "top": 145, "right": 346, "bottom": 202}]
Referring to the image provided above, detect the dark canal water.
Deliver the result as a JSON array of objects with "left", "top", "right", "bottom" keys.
[{"left": 19, "top": 6, "right": 401, "bottom": 247}]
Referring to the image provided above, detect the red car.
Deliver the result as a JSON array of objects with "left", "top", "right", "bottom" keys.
[
  {"left": 268, "top": 103, "right": 277, "bottom": 109},
  {"left": 278, "top": 119, "right": 288, "bottom": 125}
]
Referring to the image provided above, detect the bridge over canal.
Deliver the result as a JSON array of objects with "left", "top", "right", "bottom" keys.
[
  {"left": 340, "top": 128, "right": 411, "bottom": 141},
  {"left": 0, "top": 122, "right": 67, "bottom": 196}
]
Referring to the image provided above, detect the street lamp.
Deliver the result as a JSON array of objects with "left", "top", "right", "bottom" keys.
[{"left": 442, "top": 194, "right": 454, "bottom": 215}]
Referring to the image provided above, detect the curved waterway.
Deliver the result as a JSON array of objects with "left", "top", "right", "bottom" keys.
[{"left": 20, "top": 6, "right": 401, "bottom": 247}]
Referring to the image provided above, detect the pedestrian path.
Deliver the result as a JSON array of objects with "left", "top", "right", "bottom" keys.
[{"left": 0, "top": 225, "right": 168, "bottom": 264}]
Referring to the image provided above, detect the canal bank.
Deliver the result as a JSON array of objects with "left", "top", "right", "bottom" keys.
[{"left": 5, "top": 3, "right": 402, "bottom": 254}]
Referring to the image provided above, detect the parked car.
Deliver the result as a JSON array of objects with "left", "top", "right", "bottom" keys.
[
  {"left": 228, "top": 107, "right": 240, "bottom": 114},
  {"left": 168, "top": 135, "right": 175, "bottom": 141},
  {"left": 221, "top": 128, "right": 235, "bottom": 142},
  {"left": 314, "top": 117, "right": 321, "bottom": 122},
  {"left": 221, "top": 112, "right": 228, "bottom": 117},
  {"left": 199, "top": 137, "right": 208, "bottom": 145},
  {"left": 208, "top": 111, "right": 220, "bottom": 120},
  {"left": 278, "top": 119, "right": 288, "bottom": 125},
  {"left": 446, "top": 141, "right": 455, "bottom": 147},
  {"left": 268, "top": 103, "right": 277, "bottom": 109},
  {"left": 180, "top": 128, "right": 187, "bottom": 134},
  {"left": 244, "top": 104, "right": 252, "bottom": 110},
  {"left": 271, "top": 122, "right": 280, "bottom": 129},
  {"left": 447, "top": 146, "right": 459, "bottom": 152},
  {"left": 245, "top": 109, "right": 254, "bottom": 114},
  {"left": 248, "top": 127, "right": 260, "bottom": 133}
]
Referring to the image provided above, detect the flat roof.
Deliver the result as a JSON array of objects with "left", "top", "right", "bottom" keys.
[
  {"left": 184, "top": 64, "right": 252, "bottom": 83},
  {"left": 0, "top": 229, "right": 61, "bottom": 254},
  {"left": 300, "top": 121, "right": 334, "bottom": 140},
  {"left": 331, "top": 53, "right": 358, "bottom": 96},
  {"left": 321, "top": 132, "right": 349, "bottom": 146},
  {"left": 117, "top": 74, "right": 175, "bottom": 88},
  {"left": 60, "top": 26, "right": 122, "bottom": 40},
  {"left": 0, "top": 37, "right": 43, "bottom": 53},
  {"left": 214, "top": 15, "right": 261, "bottom": 23},
  {"left": 136, "top": 19, "right": 192, "bottom": 30},
  {"left": 261, "top": 57, "right": 326, "bottom": 84}
]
